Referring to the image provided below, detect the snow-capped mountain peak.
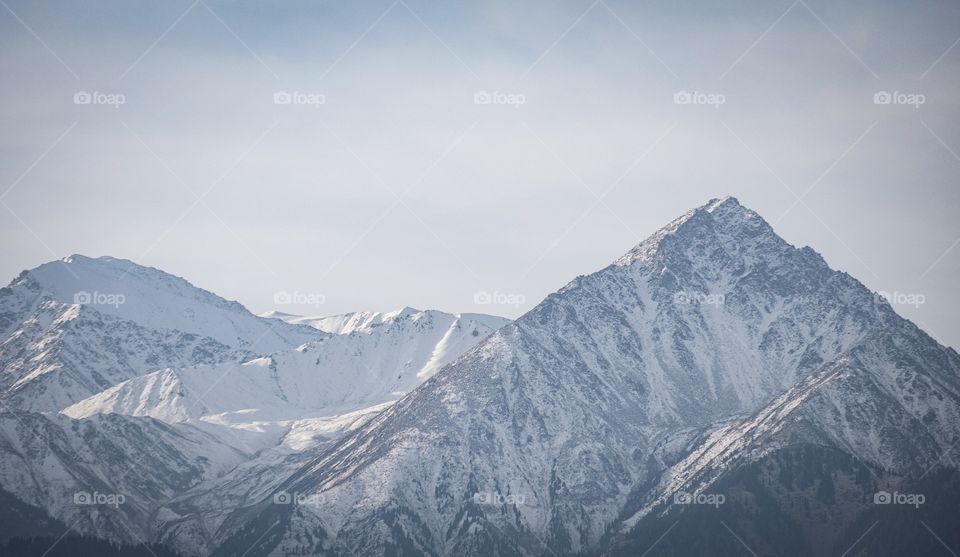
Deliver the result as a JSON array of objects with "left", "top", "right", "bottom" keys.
[
  {"left": 614, "top": 196, "right": 777, "bottom": 268},
  {"left": 16, "top": 254, "right": 319, "bottom": 351},
  {"left": 3, "top": 200, "right": 958, "bottom": 557},
  {"left": 208, "top": 197, "right": 960, "bottom": 557},
  {"left": 0, "top": 255, "right": 325, "bottom": 411}
]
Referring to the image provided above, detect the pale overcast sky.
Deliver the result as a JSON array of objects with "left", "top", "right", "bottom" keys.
[{"left": 1, "top": 0, "right": 958, "bottom": 346}]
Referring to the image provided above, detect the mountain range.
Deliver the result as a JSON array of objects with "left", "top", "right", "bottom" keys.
[{"left": 1, "top": 197, "right": 957, "bottom": 556}]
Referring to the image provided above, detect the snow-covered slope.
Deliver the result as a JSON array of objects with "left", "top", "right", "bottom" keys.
[
  {"left": 0, "top": 409, "right": 259, "bottom": 545},
  {"left": 620, "top": 328, "right": 960, "bottom": 532},
  {"left": 266, "top": 307, "right": 508, "bottom": 337},
  {"left": 3, "top": 198, "right": 958, "bottom": 556},
  {"left": 0, "top": 254, "right": 509, "bottom": 552},
  {"left": 0, "top": 299, "right": 242, "bottom": 411},
  {"left": 151, "top": 403, "right": 387, "bottom": 556},
  {"left": 212, "top": 197, "right": 960, "bottom": 556},
  {"left": 7, "top": 304, "right": 503, "bottom": 555},
  {"left": 609, "top": 331, "right": 960, "bottom": 555},
  {"left": 17, "top": 256, "right": 321, "bottom": 350},
  {"left": 0, "top": 256, "right": 324, "bottom": 411},
  {"left": 65, "top": 308, "right": 509, "bottom": 425},
  {"left": 264, "top": 307, "right": 510, "bottom": 380}
]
